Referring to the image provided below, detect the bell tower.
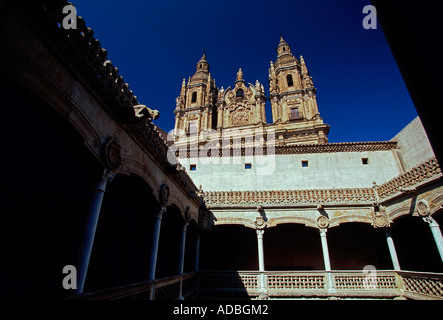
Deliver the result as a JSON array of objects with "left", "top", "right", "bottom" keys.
[
  {"left": 269, "top": 36, "right": 329, "bottom": 144},
  {"left": 174, "top": 53, "right": 218, "bottom": 135}
]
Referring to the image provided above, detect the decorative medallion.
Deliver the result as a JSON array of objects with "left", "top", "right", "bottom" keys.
[
  {"left": 198, "top": 206, "right": 215, "bottom": 231},
  {"left": 371, "top": 205, "right": 391, "bottom": 228},
  {"left": 416, "top": 199, "right": 430, "bottom": 217},
  {"left": 316, "top": 216, "right": 329, "bottom": 229},
  {"left": 103, "top": 137, "right": 122, "bottom": 171},
  {"left": 184, "top": 205, "right": 191, "bottom": 222},
  {"left": 255, "top": 216, "right": 267, "bottom": 230},
  {"left": 159, "top": 184, "right": 170, "bottom": 206}
]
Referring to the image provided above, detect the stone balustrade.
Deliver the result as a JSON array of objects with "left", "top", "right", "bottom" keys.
[
  {"left": 72, "top": 270, "right": 443, "bottom": 300},
  {"left": 199, "top": 270, "right": 443, "bottom": 300}
]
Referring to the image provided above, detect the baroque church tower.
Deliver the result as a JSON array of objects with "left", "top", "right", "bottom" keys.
[
  {"left": 174, "top": 53, "right": 218, "bottom": 135},
  {"left": 173, "top": 37, "right": 330, "bottom": 146},
  {"left": 268, "top": 37, "right": 329, "bottom": 144}
]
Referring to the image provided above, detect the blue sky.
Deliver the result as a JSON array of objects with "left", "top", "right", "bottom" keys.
[{"left": 72, "top": 0, "right": 417, "bottom": 142}]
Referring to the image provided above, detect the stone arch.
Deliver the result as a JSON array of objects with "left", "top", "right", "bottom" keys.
[{"left": 118, "top": 157, "right": 162, "bottom": 195}]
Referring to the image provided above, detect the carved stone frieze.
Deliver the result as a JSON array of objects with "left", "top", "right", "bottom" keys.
[{"left": 204, "top": 188, "right": 377, "bottom": 206}]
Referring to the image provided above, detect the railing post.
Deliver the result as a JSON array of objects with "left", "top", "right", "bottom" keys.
[{"left": 149, "top": 281, "right": 155, "bottom": 300}]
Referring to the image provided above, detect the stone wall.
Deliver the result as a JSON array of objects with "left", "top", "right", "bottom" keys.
[
  {"left": 392, "top": 116, "right": 435, "bottom": 172},
  {"left": 180, "top": 148, "right": 401, "bottom": 191}
]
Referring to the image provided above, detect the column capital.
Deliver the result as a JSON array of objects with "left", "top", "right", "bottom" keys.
[
  {"left": 319, "top": 228, "right": 328, "bottom": 237},
  {"left": 96, "top": 169, "right": 116, "bottom": 192},
  {"left": 155, "top": 206, "right": 167, "bottom": 219},
  {"left": 256, "top": 229, "right": 265, "bottom": 238},
  {"left": 423, "top": 216, "right": 439, "bottom": 227}
]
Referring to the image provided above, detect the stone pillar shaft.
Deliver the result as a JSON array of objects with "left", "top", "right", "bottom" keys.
[
  {"left": 385, "top": 231, "right": 401, "bottom": 271},
  {"left": 178, "top": 223, "right": 188, "bottom": 275},
  {"left": 424, "top": 217, "right": 443, "bottom": 264},
  {"left": 195, "top": 233, "right": 201, "bottom": 272},
  {"left": 256, "top": 229, "right": 265, "bottom": 271},
  {"left": 320, "top": 229, "right": 331, "bottom": 271},
  {"left": 319, "top": 228, "right": 336, "bottom": 293},
  {"left": 148, "top": 206, "right": 166, "bottom": 281},
  {"left": 78, "top": 169, "right": 114, "bottom": 294}
]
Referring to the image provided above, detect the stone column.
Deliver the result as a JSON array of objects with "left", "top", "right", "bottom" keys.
[
  {"left": 385, "top": 231, "right": 401, "bottom": 271},
  {"left": 256, "top": 228, "right": 267, "bottom": 297},
  {"left": 77, "top": 169, "right": 115, "bottom": 294},
  {"left": 319, "top": 228, "right": 336, "bottom": 293},
  {"left": 148, "top": 206, "right": 167, "bottom": 281},
  {"left": 195, "top": 232, "right": 201, "bottom": 272},
  {"left": 423, "top": 216, "right": 443, "bottom": 264},
  {"left": 178, "top": 221, "right": 189, "bottom": 300},
  {"left": 256, "top": 229, "right": 265, "bottom": 272},
  {"left": 320, "top": 229, "right": 331, "bottom": 271},
  {"left": 178, "top": 222, "right": 189, "bottom": 275}
]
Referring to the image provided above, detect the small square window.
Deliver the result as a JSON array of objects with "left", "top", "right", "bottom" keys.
[
  {"left": 190, "top": 164, "right": 197, "bottom": 171},
  {"left": 245, "top": 163, "right": 252, "bottom": 169},
  {"left": 301, "top": 160, "right": 308, "bottom": 167},
  {"left": 362, "top": 158, "right": 369, "bottom": 165}
]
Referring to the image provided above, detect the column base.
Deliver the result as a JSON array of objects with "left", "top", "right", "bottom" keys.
[{"left": 257, "top": 291, "right": 269, "bottom": 300}]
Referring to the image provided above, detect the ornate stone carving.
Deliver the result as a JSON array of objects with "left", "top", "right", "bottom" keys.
[
  {"left": 231, "top": 109, "right": 249, "bottom": 126},
  {"left": 255, "top": 216, "right": 267, "bottom": 230},
  {"left": 371, "top": 205, "right": 391, "bottom": 228},
  {"left": 133, "top": 104, "right": 160, "bottom": 122},
  {"left": 236, "top": 68, "right": 243, "bottom": 81},
  {"left": 416, "top": 199, "right": 430, "bottom": 217},
  {"left": 198, "top": 206, "right": 215, "bottom": 231},
  {"left": 159, "top": 184, "right": 170, "bottom": 206},
  {"left": 176, "top": 141, "right": 398, "bottom": 159},
  {"left": 204, "top": 188, "right": 377, "bottom": 206},
  {"left": 316, "top": 216, "right": 329, "bottom": 229},
  {"left": 184, "top": 205, "right": 191, "bottom": 222},
  {"left": 103, "top": 137, "right": 122, "bottom": 171}
]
